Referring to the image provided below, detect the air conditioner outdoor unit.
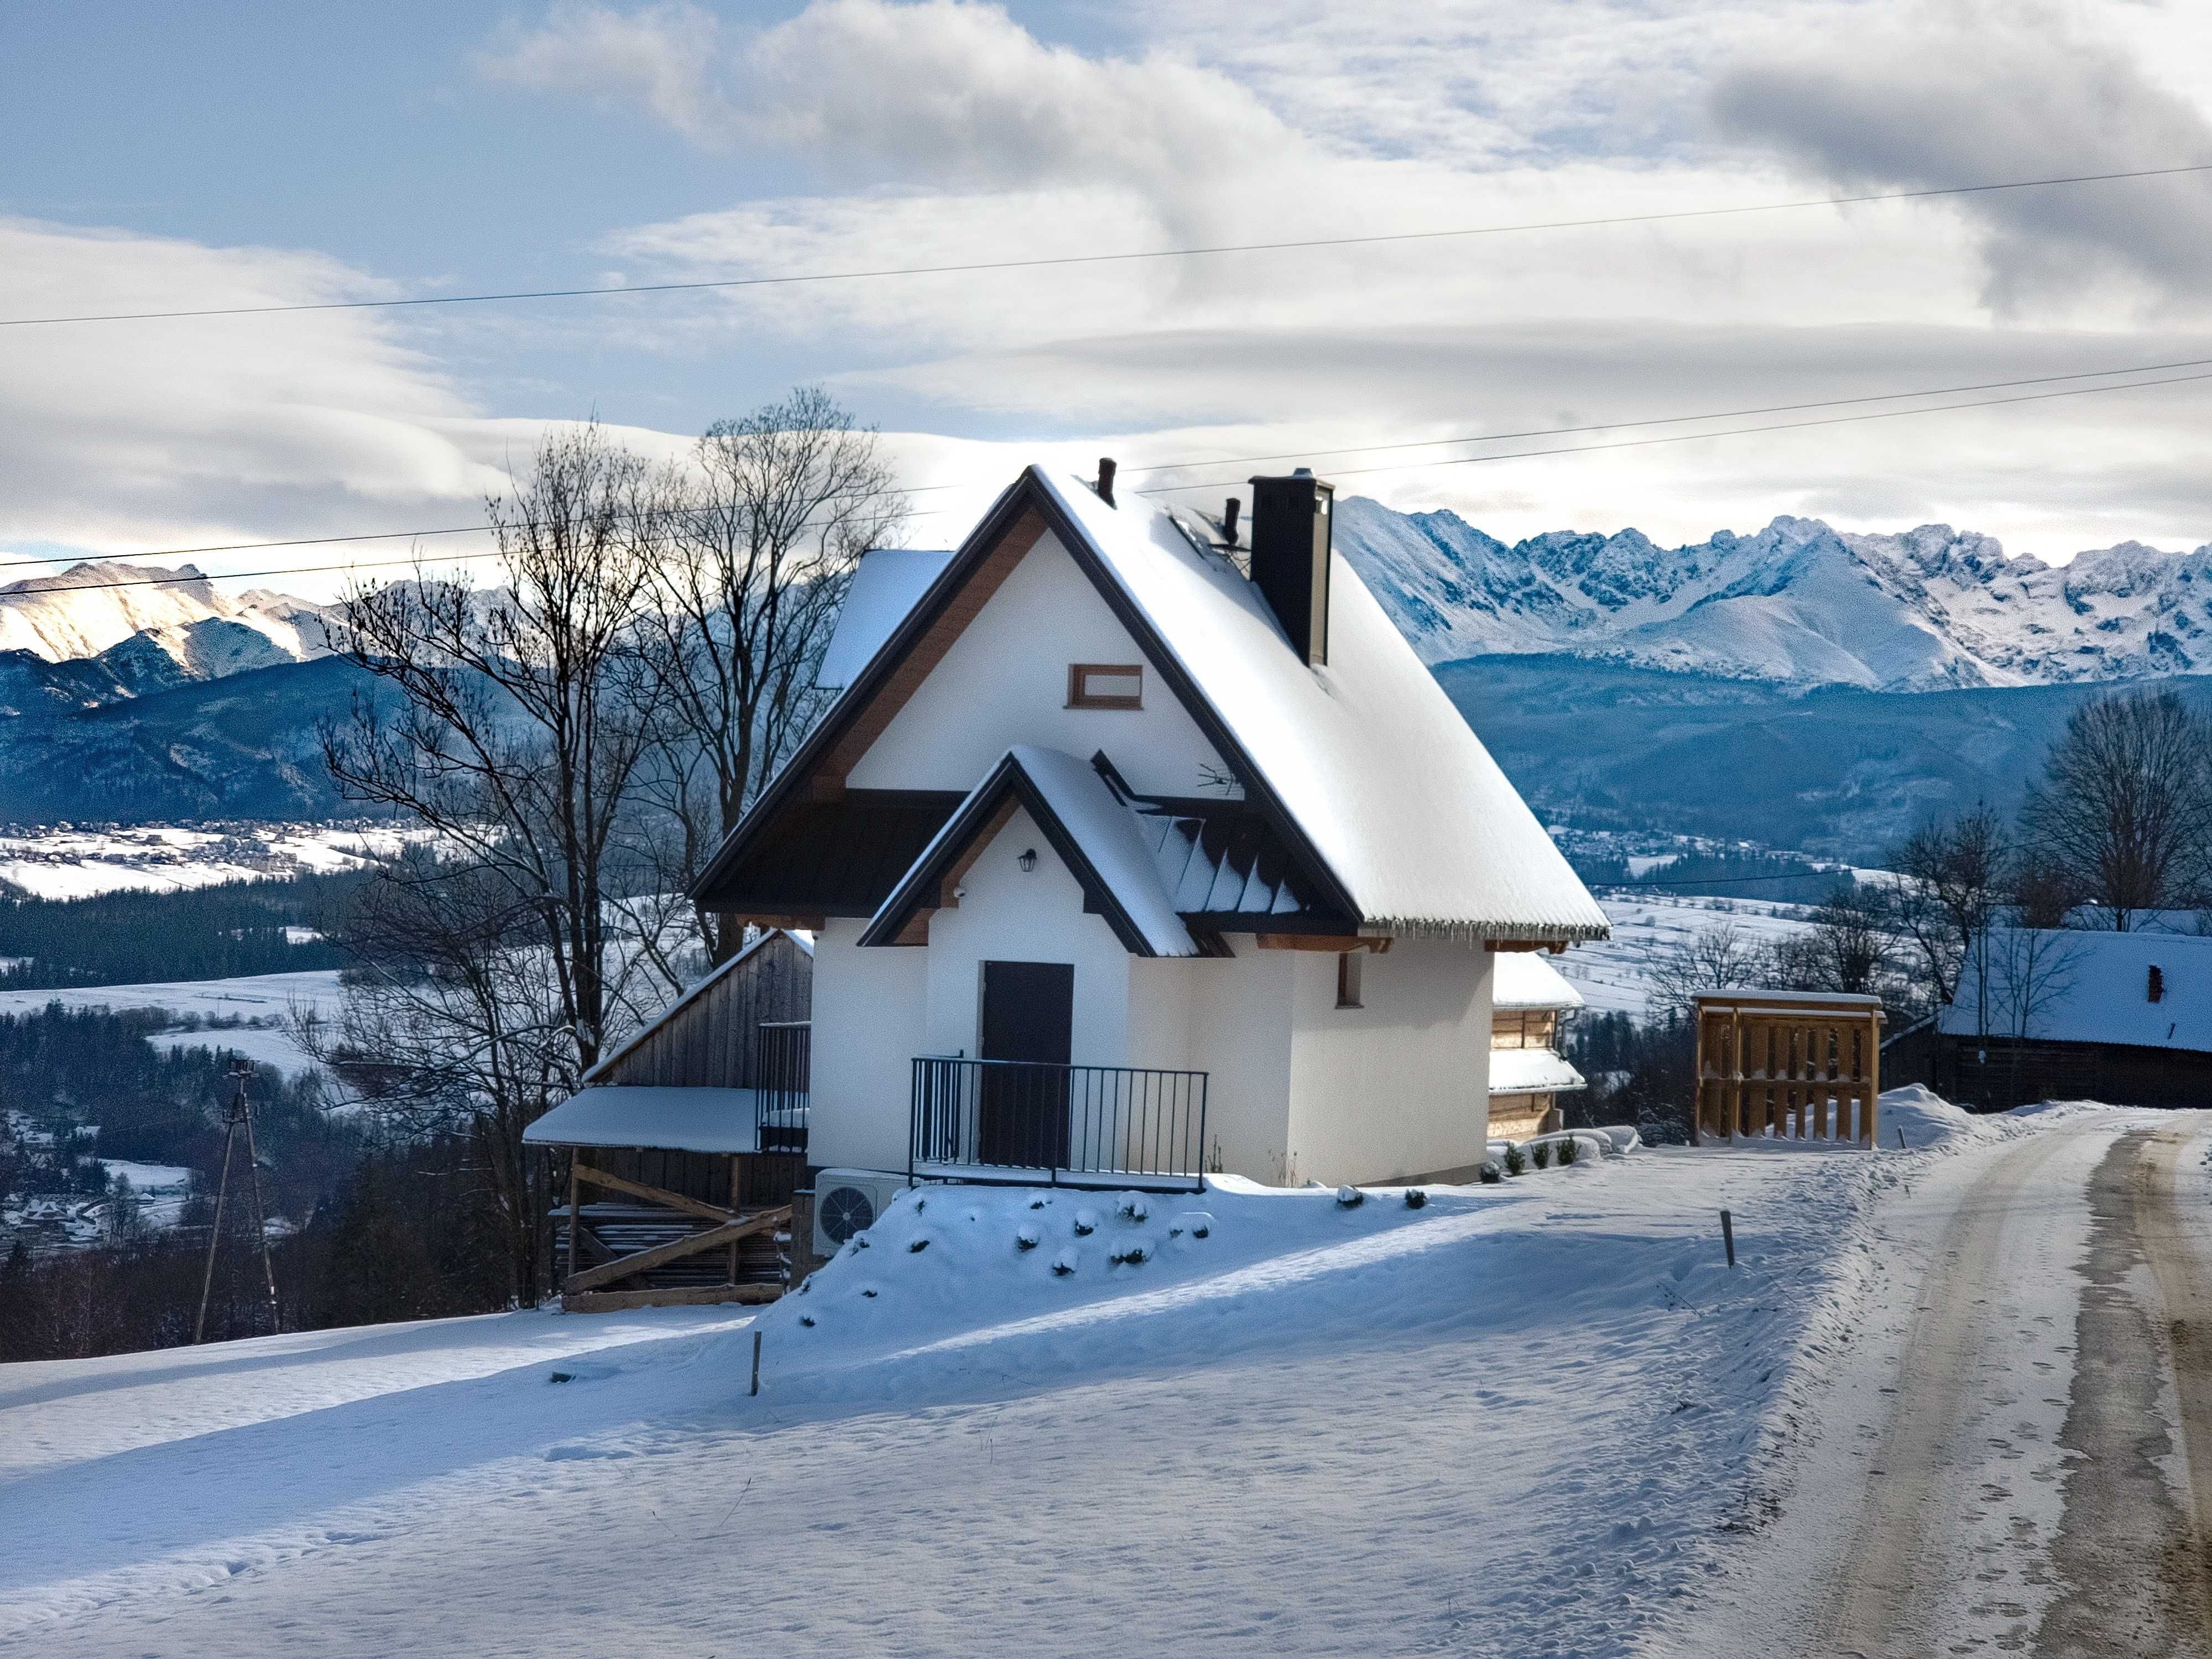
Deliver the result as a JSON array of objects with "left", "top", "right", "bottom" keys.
[{"left": 812, "top": 1169, "right": 914, "bottom": 1260}]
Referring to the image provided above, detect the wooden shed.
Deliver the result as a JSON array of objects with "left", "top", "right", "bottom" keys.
[{"left": 524, "top": 930, "right": 814, "bottom": 1311}]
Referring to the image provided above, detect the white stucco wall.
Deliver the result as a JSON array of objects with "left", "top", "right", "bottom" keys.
[
  {"left": 920, "top": 806, "right": 1134, "bottom": 1066},
  {"left": 843, "top": 529, "right": 1230, "bottom": 798},
  {"left": 1282, "top": 941, "right": 1494, "bottom": 1185},
  {"left": 806, "top": 919, "right": 926, "bottom": 1173}
]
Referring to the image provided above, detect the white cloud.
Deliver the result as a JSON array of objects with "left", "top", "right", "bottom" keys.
[
  {"left": 1711, "top": 1, "right": 2212, "bottom": 317},
  {"left": 480, "top": 1, "right": 733, "bottom": 146}
]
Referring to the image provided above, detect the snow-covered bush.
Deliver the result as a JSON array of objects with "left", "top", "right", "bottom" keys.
[
  {"left": 1557, "top": 1136, "right": 1580, "bottom": 1166},
  {"left": 1504, "top": 1144, "right": 1528, "bottom": 1177},
  {"left": 1335, "top": 1185, "right": 1364, "bottom": 1208},
  {"left": 1015, "top": 1224, "right": 1041, "bottom": 1251},
  {"left": 1108, "top": 1243, "right": 1149, "bottom": 1266},
  {"left": 1404, "top": 1189, "right": 1427, "bottom": 1209},
  {"left": 1478, "top": 1161, "right": 1504, "bottom": 1185},
  {"left": 1170, "top": 1212, "right": 1212, "bottom": 1239},
  {"left": 1117, "top": 1198, "right": 1149, "bottom": 1223},
  {"left": 908, "top": 1238, "right": 930, "bottom": 1253},
  {"left": 1073, "top": 1208, "right": 1100, "bottom": 1236},
  {"left": 1051, "top": 1250, "right": 1077, "bottom": 1276},
  {"left": 1530, "top": 1142, "right": 1552, "bottom": 1170}
]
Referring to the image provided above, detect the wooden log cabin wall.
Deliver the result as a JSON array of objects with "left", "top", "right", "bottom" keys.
[{"left": 1692, "top": 990, "right": 1885, "bottom": 1146}]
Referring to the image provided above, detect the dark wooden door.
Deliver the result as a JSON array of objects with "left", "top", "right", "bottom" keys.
[{"left": 977, "top": 961, "right": 1074, "bottom": 1168}]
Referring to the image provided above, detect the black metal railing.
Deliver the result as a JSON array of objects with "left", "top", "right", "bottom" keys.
[
  {"left": 756, "top": 1020, "right": 811, "bottom": 1154},
  {"left": 909, "top": 1057, "right": 1208, "bottom": 1191}
]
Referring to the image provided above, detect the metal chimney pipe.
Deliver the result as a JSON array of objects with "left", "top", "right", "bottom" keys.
[
  {"left": 1223, "top": 497, "right": 1241, "bottom": 545},
  {"left": 1096, "top": 456, "right": 1117, "bottom": 506}
]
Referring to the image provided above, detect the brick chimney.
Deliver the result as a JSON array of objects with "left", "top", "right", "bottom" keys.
[{"left": 1247, "top": 468, "right": 1334, "bottom": 665}]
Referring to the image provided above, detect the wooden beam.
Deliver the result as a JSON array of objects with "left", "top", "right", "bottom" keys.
[
  {"left": 562, "top": 1207, "right": 791, "bottom": 1295},
  {"left": 573, "top": 1162, "right": 737, "bottom": 1225},
  {"left": 1485, "top": 939, "right": 1568, "bottom": 953},
  {"left": 1254, "top": 934, "right": 1392, "bottom": 953},
  {"left": 564, "top": 1283, "right": 783, "bottom": 1314}
]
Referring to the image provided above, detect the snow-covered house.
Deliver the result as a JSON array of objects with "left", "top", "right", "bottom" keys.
[
  {"left": 1487, "top": 951, "right": 1587, "bottom": 1140},
  {"left": 690, "top": 462, "right": 1608, "bottom": 1207},
  {"left": 1928, "top": 926, "right": 2212, "bottom": 1109}
]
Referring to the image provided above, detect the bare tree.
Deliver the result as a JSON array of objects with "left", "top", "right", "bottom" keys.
[
  {"left": 1645, "top": 924, "right": 1764, "bottom": 1020},
  {"left": 1884, "top": 806, "right": 2008, "bottom": 1008},
  {"left": 312, "top": 422, "right": 669, "bottom": 1300},
  {"left": 2018, "top": 689, "right": 2212, "bottom": 931},
  {"left": 1986, "top": 925, "right": 2083, "bottom": 1043},
  {"left": 638, "top": 388, "right": 906, "bottom": 959}
]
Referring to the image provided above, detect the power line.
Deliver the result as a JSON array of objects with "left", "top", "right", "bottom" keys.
[
  {"left": 12, "top": 349, "right": 2212, "bottom": 589},
  {"left": 1137, "top": 364, "right": 2212, "bottom": 493},
  {"left": 9, "top": 161, "right": 2212, "bottom": 329}
]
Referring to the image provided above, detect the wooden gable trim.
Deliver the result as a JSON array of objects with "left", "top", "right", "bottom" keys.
[
  {"left": 691, "top": 468, "right": 1357, "bottom": 926},
  {"left": 815, "top": 507, "right": 1050, "bottom": 796}
]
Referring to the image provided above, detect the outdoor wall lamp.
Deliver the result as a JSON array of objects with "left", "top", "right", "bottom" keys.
[{"left": 1018, "top": 848, "right": 1038, "bottom": 872}]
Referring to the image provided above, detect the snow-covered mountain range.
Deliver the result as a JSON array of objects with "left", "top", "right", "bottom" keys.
[
  {"left": 13, "top": 500, "right": 2212, "bottom": 706},
  {"left": 0, "top": 562, "right": 328, "bottom": 694},
  {"left": 1338, "top": 499, "right": 2212, "bottom": 691}
]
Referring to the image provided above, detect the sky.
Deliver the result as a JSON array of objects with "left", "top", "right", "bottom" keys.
[{"left": 6, "top": 0, "right": 2212, "bottom": 596}]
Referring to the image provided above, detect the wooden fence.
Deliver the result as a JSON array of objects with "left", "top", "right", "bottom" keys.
[{"left": 1693, "top": 990, "right": 1885, "bottom": 1147}]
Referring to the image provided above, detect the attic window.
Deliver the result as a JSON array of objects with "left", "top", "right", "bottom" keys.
[
  {"left": 1336, "top": 950, "right": 1364, "bottom": 1009},
  {"left": 1068, "top": 663, "right": 1143, "bottom": 710}
]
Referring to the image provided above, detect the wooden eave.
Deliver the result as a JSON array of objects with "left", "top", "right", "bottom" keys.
[{"left": 689, "top": 467, "right": 1359, "bottom": 925}]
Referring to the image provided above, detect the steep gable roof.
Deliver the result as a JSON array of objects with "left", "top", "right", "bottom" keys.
[
  {"left": 861, "top": 745, "right": 1208, "bottom": 958},
  {"left": 695, "top": 465, "right": 1606, "bottom": 943}
]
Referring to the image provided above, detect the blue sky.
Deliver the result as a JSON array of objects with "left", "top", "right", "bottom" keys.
[{"left": 6, "top": 1, "right": 2212, "bottom": 588}]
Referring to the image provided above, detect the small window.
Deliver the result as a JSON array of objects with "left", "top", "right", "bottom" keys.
[
  {"left": 1068, "top": 663, "right": 1143, "bottom": 710},
  {"left": 1336, "top": 950, "right": 1363, "bottom": 1009}
]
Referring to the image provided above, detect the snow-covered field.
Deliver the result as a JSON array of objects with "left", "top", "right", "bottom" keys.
[
  {"left": 0, "top": 822, "right": 399, "bottom": 901},
  {"left": 1553, "top": 894, "right": 1821, "bottom": 1016},
  {"left": 0, "top": 1088, "right": 2136, "bottom": 1658},
  {"left": 0, "top": 968, "right": 340, "bottom": 1078}
]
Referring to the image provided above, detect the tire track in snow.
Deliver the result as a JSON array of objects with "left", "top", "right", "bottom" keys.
[{"left": 1817, "top": 1124, "right": 2086, "bottom": 1655}]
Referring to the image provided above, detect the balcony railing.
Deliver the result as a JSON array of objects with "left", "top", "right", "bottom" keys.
[
  {"left": 756, "top": 1020, "right": 810, "bottom": 1154},
  {"left": 909, "top": 1057, "right": 1209, "bottom": 1192}
]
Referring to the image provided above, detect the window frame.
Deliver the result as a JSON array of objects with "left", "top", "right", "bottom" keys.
[
  {"left": 1335, "top": 949, "right": 1364, "bottom": 1009},
  {"left": 1066, "top": 662, "right": 1145, "bottom": 711}
]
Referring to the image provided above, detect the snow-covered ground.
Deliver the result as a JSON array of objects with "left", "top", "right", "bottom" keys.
[
  {"left": 0, "top": 822, "right": 399, "bottom": 901},
  {"left": 1553, "top": 894, "right": 1821, "bottom": 1016},
  {"left": 0, "top": 968, "right": 340, "bottom": 1078},
  {"left": 0, "top": 1089, "right": 2153, "bottom": 1658}
]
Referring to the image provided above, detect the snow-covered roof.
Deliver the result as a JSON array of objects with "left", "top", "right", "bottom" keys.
[
  {"left": 862, "top": 745, "right": 1202, "bottom": 957},
  {"left": 1940, "top": 928, "right": 2212, "bottom": 1053},
  {"left": 697, "top": 466, "right": 1608, "bottom": 944},
  {"left": 523, "top": 1086, "right": 760, "bottom": 1153},
  {"left": 1491, "top": 951, "right": 1585, "bottom": 1011},
  {"left": 581, "top": 928, "right": 812, "bottom": 1086},
  {"left": 1033, "top": 472, "right": 1605, "bottom": 942},
  {"left": 1488, "top": 1048, "right": 1587, "bottom": 1095},
  {"left": 818, "top": 548, "right": 956, "bottom": 688}
]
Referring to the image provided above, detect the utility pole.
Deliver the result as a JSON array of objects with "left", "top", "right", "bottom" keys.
[{"left": 194, "top": 1060, "right": 282, "bottom": 1344}]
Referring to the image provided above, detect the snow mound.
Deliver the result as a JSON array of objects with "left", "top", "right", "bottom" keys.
[
  {"left": 769, "top": 1178, "right": 1522, "bottom": 1376},
  {"left": 1880, "top": 1083, "right": 1992, "bottom": 1150}
]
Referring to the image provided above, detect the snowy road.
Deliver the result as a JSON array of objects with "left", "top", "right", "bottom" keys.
[{"left": 1709, "top": 1111, "right": 2212, "bottom": 1658}]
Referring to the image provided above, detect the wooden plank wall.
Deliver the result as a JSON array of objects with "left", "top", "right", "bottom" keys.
[
  {"left": 1692, "top": 997, "right": 1882, "bottom": 1147},
  {"left": 603, "top": 933, "right": 813, "bottom": 1089}
]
